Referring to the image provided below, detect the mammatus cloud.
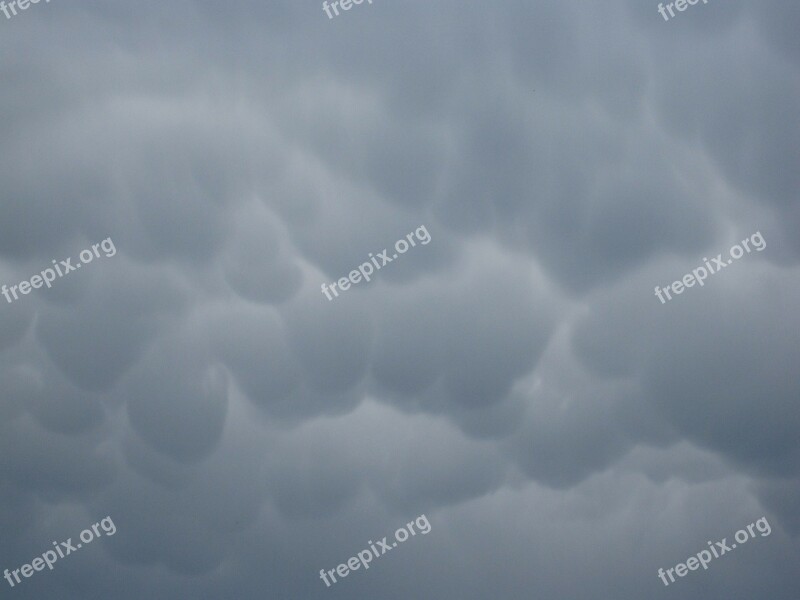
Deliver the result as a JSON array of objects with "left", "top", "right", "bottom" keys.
[{"left": 0, "top": 1, "right": 798, "bottom": 598}]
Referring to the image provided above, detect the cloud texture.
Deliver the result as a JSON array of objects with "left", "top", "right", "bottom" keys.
[{"left": 0, "top": 0, "right": 798, "bottom": 598}]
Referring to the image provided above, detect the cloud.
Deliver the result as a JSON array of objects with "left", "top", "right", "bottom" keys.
[{"left": 0, "top": 1, "right": 798, "bottom": 598}]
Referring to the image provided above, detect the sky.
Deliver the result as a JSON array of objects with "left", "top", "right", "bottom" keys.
[{"left": 1, "top": 0, "right": 799, "bottom": 598}]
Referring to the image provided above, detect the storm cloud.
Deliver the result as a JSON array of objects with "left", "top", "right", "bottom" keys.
[{"left": 0, "top": 0, "right": 798, "bottom": 598}]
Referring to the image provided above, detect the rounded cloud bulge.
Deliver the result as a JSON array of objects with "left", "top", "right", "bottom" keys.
[{"left": 1, "top": 1, "right": 799, "bottom": 599}]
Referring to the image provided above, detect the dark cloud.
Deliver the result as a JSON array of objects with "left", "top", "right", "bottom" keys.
[{"left": 0, "top": 1, "right": 798, "bottom": 599}]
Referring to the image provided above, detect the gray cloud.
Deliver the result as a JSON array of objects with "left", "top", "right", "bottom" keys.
[{"left": 0, "top": 1, "right": 798, "bottom": 598}]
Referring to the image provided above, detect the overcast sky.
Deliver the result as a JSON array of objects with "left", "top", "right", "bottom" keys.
[{"left": 1, "top": 1, "right": 799, "bottom": 598}]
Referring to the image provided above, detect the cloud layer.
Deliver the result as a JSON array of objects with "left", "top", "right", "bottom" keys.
[{"left": 0, "top": 1, "right": 798, "bottom": 598}]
